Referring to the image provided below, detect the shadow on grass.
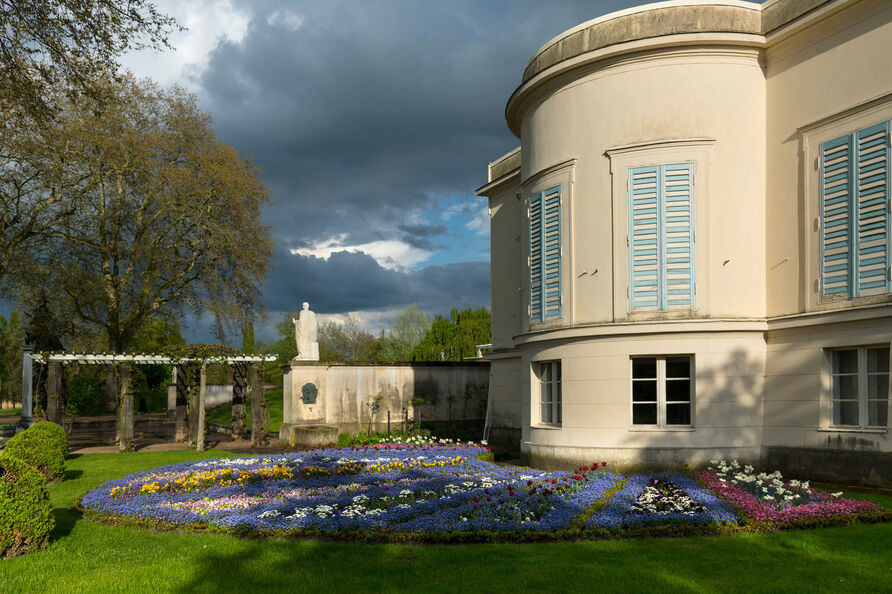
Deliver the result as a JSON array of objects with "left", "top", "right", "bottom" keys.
[
  {"left": 64, "top": 469, "right": 84, "bottom": 480},
  {"left": 167, "top": 521, "right": 892, "bottom": 592}
]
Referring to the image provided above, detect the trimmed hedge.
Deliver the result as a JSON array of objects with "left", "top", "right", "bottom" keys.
[
  {"left": 29, "top": 421, "right": 68, "bottom": 459},
  {"left": 0, "top": 456, "right": 54, "bottom": 558},
  {"left": 1, "top": 426, "right": 66, "bottom": 482}
]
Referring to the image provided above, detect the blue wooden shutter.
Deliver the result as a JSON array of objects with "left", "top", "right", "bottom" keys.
[
  {"left": 855, "top": 122, "right": 890, "bottom": 295},
  {"left": 662, "top": 163, "right": 695, "bottom": 309},
  {"left": 542, "top": 186, "right": 562, "bottom": 319},
  {"left": 820, "top": 134, "right": 854, "bottom": 299},
  {"left": 629, "top": 166, "right": 661, "bottom": 311},
  {"left": 529, "top": 185, "right": 561, "bottom": 322},
  {"left": 529, "top": 191, "right": 543, "bottom": 321},
  {"left": 629, "top": 164, "right": 694, "bottom": 311}
]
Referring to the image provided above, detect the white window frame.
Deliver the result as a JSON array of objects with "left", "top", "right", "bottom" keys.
[
  {"left": 631, "top": 355, "right": 694, "bottom": 427},
  {"left": 536, "top": 360, "right": 561, "bottom": 426},
  {"left": 829, "top": 345, "right": 890, "bottom": 429}
]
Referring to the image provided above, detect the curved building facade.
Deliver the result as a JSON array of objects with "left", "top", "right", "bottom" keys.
[{"left": 478, "top": 0, "right": 892, "bottom": 485}]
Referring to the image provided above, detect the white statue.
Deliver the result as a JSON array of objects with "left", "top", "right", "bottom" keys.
[{"left": 292, "top": 302, "right": 319, "bottom": 361}]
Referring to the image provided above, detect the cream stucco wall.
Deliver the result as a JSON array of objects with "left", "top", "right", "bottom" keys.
[
  {"left": 765, "top": 0, "right": 892, "bottom": 316},
  {"left": 477, "top": 0, "right": 892, "bottom": 483}
]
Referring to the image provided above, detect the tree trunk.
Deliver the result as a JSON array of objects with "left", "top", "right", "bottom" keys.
[
  {"left": 250, "top": 363, "right": 265, "bottom": 447},
  {"left": 46, "top": 362, "right": 63, "bottom": 425},
  {"left": 105, "top": 365, "right": 117, "bottom": 412},
  {"left": 231, "top": 363, "right": 247, "bottom": 439},
  {"left": 196, "top": 361, "right": 207, "bottom": 452},
  {"left": 174, "top": 365, "right": 189, "bottom": 442},
  {"left": 118, "top": 364, "right": 133, "bottom": 452}
]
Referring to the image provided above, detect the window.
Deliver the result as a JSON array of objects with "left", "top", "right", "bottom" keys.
[
  {"left": 819, "top": 121, "right": 890, "bottom": 300},
  {"left": 830, "top": 346, "right": 889, "bottom": 428},
  {"left": 529, "top": 185, "right": 561, "bottom": 321},
  {"left": 537, "top": 361, "right": 561, "bottom": 425},
  {"left": 631, "top": 356, "right": 692, "bottom": 426},
  {"left": 628, "top": 163, "right": 695, "bottom": 311}
]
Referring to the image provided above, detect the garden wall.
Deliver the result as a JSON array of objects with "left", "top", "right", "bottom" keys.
[{"left": 280, "top": 362, "right": 489, "bottom": 442}]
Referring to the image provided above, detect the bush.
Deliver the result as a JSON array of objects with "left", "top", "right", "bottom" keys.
[
  {"left": 1, "top": 426, "right": 66, "bottom": 482},
  {"left": 66, "top": 375, "right": 105, "bottom": 416},
  {"left": 29, "top": 421, "right": 68, "bottom": 458},
  {"left": 0, "top": 456, "right": 54, "bottom": 558}
]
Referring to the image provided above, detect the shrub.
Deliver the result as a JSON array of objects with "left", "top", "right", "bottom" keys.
[
  {"left": 1, "top": 426, "right": 66, "bottom": 482},
  {"left": 66, "top": 375, "right": 105, "bottom": 416},
  {"left": 0, "top": 456, "right": 54, "bottom": 558},
  {"left": 29, "top": 421, "right": 68, "bottom": 459}
]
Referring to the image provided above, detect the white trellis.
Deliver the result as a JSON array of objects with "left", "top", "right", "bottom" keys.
[{"left": 26, "top": 351, "right": 278, "bottom": 451}]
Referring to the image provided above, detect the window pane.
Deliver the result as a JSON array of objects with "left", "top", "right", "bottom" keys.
[
  {"left": 632, "top": 380, "right": 657, "bottom": 402},
  {"left": 666, "top": 379, "right": 691, "bottom": 402},
  {"left": 867, "top": 347, "right": 890, "bottom": 374},
  {"left": 556, "top": 362, "right": 562, "bottom": 381},
  {"left": 666, "top": 403, "right": 691, "bottom": 425},
  {"left": 541, "top": 402, "right": 552, "bottom": 424},
  {"left": 543, "top": 381, "right": 553, "bottom": 405},
  {"left": 556, "top": 401, "right": 562, "bottom": 424},
  {"left": 868, "top": 399, "right": 888, "bottom": 427},
  {"left": 542, "top": 363, "right": 551, "bottom": 382},
  {"left": 632, "top": 358, "right": 656, "bottom": 379},
  {"left": 833, "top": 400, "right": 859, "bottom": 426},
  {"left": 832, "top": 350, "right": 858, "bottom": 374},
  {"left": 666, "top": 357, "right": 690, "bottom": 379},
  {"left": 833, "top": 375, "right": 858, "bottom": 400},
  {"left": 633, "top": 403, "right": 657, "bottom": 425},
  {"left": 868, "top": 374, "right": 889, "bottom": 400}
]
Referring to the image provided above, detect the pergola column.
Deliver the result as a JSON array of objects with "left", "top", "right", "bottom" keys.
[
  {"left": 231, "top": 363, "right": 248, "bottom": 439},
  {"left": 46, "top": 361, "right": 63, "bottom": 425},
  {"left": 250, "top": 363, "right": 265, "bottom": 447},
  {"left": 174, "top": 364, "right": 189, "bottom": 442},
  {"left": 118, "top": 364, "right": 133, "bottom": 452}
]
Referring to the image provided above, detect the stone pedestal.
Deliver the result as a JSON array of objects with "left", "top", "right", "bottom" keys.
[{"left": 280, "top": 423, "right": 339, "bottom": 447}]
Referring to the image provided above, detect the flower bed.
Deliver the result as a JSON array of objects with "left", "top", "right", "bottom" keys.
[
  {"left": 80, "top": 445, "right": 620, "bottom": 538},
  {"left": 79, "top": 449, "right": 886, "bottom": 541},
  {"left": 697, "top": 460, "right": 884, "bottom": 526},
  {"left": 587, "top": 474, "right": 737, "bottom": 530}
]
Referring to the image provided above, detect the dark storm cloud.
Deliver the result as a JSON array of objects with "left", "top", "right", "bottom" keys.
[
  {"left": 192, "top": 0, "right": 635, "bottom": 320},
  {"left": 263, "top": 247, "right": 490, "bottom": 316}
]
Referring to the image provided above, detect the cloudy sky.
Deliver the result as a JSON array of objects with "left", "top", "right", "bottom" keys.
[{"left": 118, "top": 0, "right": 664, "bottom": 343}]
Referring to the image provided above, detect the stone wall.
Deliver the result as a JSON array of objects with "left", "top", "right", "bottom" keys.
[{"left": 281, "top": 362, "right": 489, "bottom": 438}]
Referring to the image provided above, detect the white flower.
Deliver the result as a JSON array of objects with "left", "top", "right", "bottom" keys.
[
  {"left": 832, "top": 491, "right": 843, "bottom": 498},
  {"left": 258, "top": 509, "right": 280, "bottom": 518}
]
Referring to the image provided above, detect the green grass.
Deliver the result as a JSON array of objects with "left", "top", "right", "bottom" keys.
[
  {"left": 0, "top": 407, "right": 21, "bottom": 417},
  {"left": 205, "top": 388, "right": 283, "bottom": 434},
  {"left": 0, "top": 450, "right": 890, "bottom": 593}
]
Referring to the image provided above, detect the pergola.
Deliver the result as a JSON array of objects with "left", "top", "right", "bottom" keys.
[{"left": 27, "top": 351, "right": 278, "bottom": 451}]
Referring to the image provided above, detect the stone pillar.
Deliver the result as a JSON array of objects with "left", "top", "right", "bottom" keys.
[
  {"left": 16, "top": 343, "right": 33, "bottom": 432},
  {"left": 174, "top": 365, "right": 189, "bottom": 443},
  {"left": 231, "top": 363, "right": 247, "bottom": 439},
  {"left": 46, "top": 361, "right": 63, "bottom": 425},
  {"left": 250, "top": 363, "right": 265, "bottom": 447},
  {"left": 188, "top": 366, "right": 199, "bottom": 445},
  {"left": 118, "top": 364, "right": 133, "bottom": 452},
  {"left": 196, "top": 361, "right": 207, "bottom": 452}
]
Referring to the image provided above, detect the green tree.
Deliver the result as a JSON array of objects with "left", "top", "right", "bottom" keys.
[
  {"left": 0, "top": 310, "right": 24, "bottom": 408},
  {"left": 410, "top": 308, "right": 491, "bottom": 362},
  {"left": 370, "top": 304, "right": 430, "bottom": 362},
  {"left": 8, "top": 75, "right": 273, "bottom": 353}
]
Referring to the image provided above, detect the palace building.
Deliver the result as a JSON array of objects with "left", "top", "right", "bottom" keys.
[{"left": 477, "top": 0, "right": 891, "bottom": 485}]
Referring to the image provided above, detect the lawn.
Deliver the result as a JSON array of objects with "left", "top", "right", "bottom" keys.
[
  {"left": 205, "top": 387, "right": 283, "bottom": 434},
  {"left": 0, "top": 449, "right": 890, "bottom": 593}
]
